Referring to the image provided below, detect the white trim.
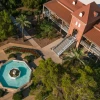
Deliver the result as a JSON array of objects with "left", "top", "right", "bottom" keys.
[
  {"left": 78, "top": 23, "right": 81, "bottom": 27},
  {"left": 75, "top": 21, "right": 78, "bottom": 26},
  {"left": 94, "top": 26, "right": 100, "bottom": 32}
]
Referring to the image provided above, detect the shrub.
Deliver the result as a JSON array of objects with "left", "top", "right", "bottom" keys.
[
  {"left": 36, "top": 20, "right": 57, "bottom": 39},
  {"left": 0, "top": 89, "right": 4, "bottom": 97},
  {"left": 26, "top": 11, "right": 33, "bottom": 16},
  {"left": 12, "top": 10, "right": 21, "bottom": 17},
  {"left": 21, "top": 10, "right": 27, "bottom": 15},
  {"left": 13, "top": 92, "right": 22, "bottom": 100}
]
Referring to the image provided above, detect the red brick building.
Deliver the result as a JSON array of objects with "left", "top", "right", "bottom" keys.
[{"left": 43, "top": 0, "right": 100, "bottom": 56}]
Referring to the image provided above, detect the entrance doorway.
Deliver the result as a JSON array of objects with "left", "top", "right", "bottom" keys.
[{"left": 72, "top": 29, "right": 78, "bottom": 36}]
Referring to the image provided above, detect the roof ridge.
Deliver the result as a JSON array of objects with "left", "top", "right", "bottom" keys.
[{"left": 87, "top": 2, "right": 93, "bottom": 24}]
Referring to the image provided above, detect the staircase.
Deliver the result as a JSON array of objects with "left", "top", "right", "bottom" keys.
[{"left": 53, "top": 36, "right": 76, "bottom": 56}]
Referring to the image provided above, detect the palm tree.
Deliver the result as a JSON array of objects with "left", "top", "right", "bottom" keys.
[
  {"left": 63, "top": 48, "right": 85, "bottom": 67},
  {"left": 16, "top": 14, "right": 31, "bottom": 41}
]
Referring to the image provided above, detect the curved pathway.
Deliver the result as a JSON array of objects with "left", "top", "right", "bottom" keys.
[{"left": 10, "top": 16, "right": 63, "bottom": 63}]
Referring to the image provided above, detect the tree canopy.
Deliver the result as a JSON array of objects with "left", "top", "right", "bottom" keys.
[
  {"left": 0, "top": 10, "right": 14, "bottom": 41},
  {"left": 30, "top": 50, "right": 100, "bottom": 100},
  {"left": 16, "top": 14, "right": 31, "bottom": 41},
  {"left": 22, "top": 0, "right": 50, "bottom": 9}
]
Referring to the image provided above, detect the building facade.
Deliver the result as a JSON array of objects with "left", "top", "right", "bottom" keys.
[{"left": 43, "top": 0, "right": 100, "bottom": 57}]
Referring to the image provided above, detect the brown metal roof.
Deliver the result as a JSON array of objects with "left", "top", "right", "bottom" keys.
[
  {"left": 72, "top": 2, "right": 100, "bottom": 24},
  {"left": 84, "top": 28, "right": 100, "bottom": 47},
  {"left": 44, "top": 0, "right": 72, "bottom": 24},
  {"left": 58, "top": 0, "right": 84, "bottom": 12}
]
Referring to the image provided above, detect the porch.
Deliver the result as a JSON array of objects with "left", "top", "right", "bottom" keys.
[
  {"left": 43, "top": 0, "right": 72, "bottom": 33},
  {"left": 80, "top": 37, "right": 100, "bottom": 57},
  {"left": 43, "top": 7, "right": 69, "bottom": 33}
]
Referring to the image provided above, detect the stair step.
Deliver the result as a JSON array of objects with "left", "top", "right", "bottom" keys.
[{"left": 53, "top": 36, "right": 76, "bottom": 56}]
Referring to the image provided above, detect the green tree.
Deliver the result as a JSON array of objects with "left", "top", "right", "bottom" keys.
[
  {"left": 31, "top": 58, "right": 65, "bottom": 100},
  {"left": 61, "top": 64, "right": 98, "bottom": 100},
  {"left": 16, "top": 14, "right": 31, "bottom": 41},
  {"left": 8, "top": 53, "right": 17, "bottom": 59},
  {"left": 63, "top": 48, "right": 85, "bottom": 67},
  {"left": 36, "top": 20, "right": 57, "bottom": 39},
  {"left": 13, "top": 92, "right": 22, "bottom": 100},
  {"left": 1, "top": 0, "right": 16, "bottom": 9},
  {"left": 30, "top": 56, "right": 100, "bottom": 100},
  {"left": 0, "top": 10, "right": 14, "bottom": 41},
  {"left": 22, "top": 0, "right": 49, "bottom": 9},
  {"left": 0, "top": 89, "right": 4, "bottom": 97}
]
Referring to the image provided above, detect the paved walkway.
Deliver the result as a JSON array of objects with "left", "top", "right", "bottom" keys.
[
  {"left": 0, "top": 16, "right": 63, "bottom": 100},
  {"left": 0, "top": 93, "right": 13, "bottom": 100},
  {"left": 0, "top": 50, "right": 8, "bottom": 61},
  {"left": 11, "top": 16, "right": 63, "bottom": 63}
]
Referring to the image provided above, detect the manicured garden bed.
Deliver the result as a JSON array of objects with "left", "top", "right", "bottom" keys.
[
  {"left": 5, "top": 46, "right": 40, "bottom": 59},
  {"left": 0, "top": 37, "right": 32, "bottom": 47}
]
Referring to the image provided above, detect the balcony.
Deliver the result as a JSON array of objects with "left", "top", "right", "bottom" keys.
[
  {"left": 43, "top": 10, "right": 69, "bottom": 32},
  {"left": 62, "top": 25, "right": 69, "bottom": 32},
  {"left": 50, "top": 15, "right": 62, "bottom": 27},
  {"left": 43, "top": 10, "right": 50, "bottom": 17},
  {"left": 80, "top": 40, "right": 100, "bottom": 56}
]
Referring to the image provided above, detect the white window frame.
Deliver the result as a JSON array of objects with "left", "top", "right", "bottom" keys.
[
  {"left": 78, "top": 23, "right": 81, "bottom": 27},
  {"left": 75, "top": 21, "right": 78, "bottom": 26}
]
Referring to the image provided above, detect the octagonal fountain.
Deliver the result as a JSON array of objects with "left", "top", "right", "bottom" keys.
[{"left": 0, "top": 60, "right": 32, "bottom": 90}]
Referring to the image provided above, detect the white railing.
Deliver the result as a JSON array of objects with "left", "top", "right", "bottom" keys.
[
  {"left": 57, "top": 37, "right": 76, "bottom": 56},
  {"left": 62, "top": 25, "right": 69, "bottom": 32},
  {"left": 53, "top": 36, "right": 76, "bottom": 56},
  {"left": 44, "top": 11, "right": 69, "bottom": 32},
  {"left": 80, "top": 40, "right": 100, "bottom": 56}
]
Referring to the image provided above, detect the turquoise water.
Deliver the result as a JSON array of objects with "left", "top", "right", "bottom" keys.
[{"left": 0, "top": 60, "right": 31, "bottom": 89}]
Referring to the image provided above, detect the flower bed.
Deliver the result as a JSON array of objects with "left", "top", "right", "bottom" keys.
[{"left": 5, "top": 46, "right": 40, "bottom": 58}]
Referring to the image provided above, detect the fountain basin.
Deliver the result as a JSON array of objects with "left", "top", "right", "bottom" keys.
[{"left": 0, "top": 60, "right": 32, "bottom": 89}]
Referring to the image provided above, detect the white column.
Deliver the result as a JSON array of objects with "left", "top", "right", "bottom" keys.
[{"left": 88, "top": 43, "right": 93, "bottom": 52}]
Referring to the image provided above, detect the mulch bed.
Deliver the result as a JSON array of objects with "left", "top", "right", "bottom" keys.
[
  {"left": 0, "top": 37, "right": 32, "bottom": 47},
  {"left": 26, "top": 27, "right": 61, "bottom": 48},
  {"left": 33, "top": 37, "right": 60, "bottom": 48}
]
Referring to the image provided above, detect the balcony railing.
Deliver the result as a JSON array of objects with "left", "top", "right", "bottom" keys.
[
  {"left": 62, "top": 25, "right": 69, "bottom": 32},
  {"left": 43, "top": 11, "right": 69, "bottom": 32},
  {"left": 43, "top": 10, "right": 50, "bottom": 17},
  {"left": 80, "top": 40, "right": 100, "bottom": 56},
  {"left": 50, "top": 15, "right": 62, "bottom": 27},
  {"left": 53, "top": 36, "right": 76, "bottom": 56}
]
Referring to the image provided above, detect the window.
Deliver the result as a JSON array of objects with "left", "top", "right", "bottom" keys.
[
  {"left": 75, "top": 21, "right": 78, "bottom": 26},
  {"left": 72, "top": 1, "right": 76, "bottom": 5},
  {"left": 78, "top": 23, "right": 81, "bottom": 27}
]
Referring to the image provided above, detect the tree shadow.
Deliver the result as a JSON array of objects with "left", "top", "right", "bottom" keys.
[{"left": 16, "top": 52, "right": 23, "bottom": 60}]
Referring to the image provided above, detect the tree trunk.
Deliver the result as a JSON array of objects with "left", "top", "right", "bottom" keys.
[{"left": 22, "top": 27, "right": 24, "bottom": 42}]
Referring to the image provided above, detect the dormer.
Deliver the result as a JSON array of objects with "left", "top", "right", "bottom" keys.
[
  {"left": 79, "top": 12, "right": 84, "bottom": 17},
  {"left": 94, "top": 11, "right": 98, "bottom": 17},
  {"left": 72, "top": 0, "right": 77, "bottom": 5}
]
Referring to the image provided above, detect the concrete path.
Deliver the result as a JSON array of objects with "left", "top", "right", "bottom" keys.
[
  {"left": 11, "top": 16, "right": 62, "bottom": 63},
  {"left": 0, "top": 50, "right": 8, "bottom": 61},
  {"left": 0, "top": 93, "right": 13, "bottom": 100},
  {"left": 23, "top": 95, "right": 35, "bottom": 100}
]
